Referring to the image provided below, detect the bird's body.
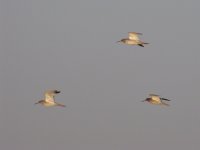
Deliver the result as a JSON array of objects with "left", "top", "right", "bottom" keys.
[
  {"left": 142, "top": 94, "right": 171, "bottom": 106},
  {"left": 118, "top": 32, "right": 149, "bottom": 47},
  {"left": 35, "top": 90, "right": 65, "bottom": 107}
]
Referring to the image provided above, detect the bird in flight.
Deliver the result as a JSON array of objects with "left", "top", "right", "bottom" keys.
[
  {"left": 142, "top": 94, "right": 171, "bottom": 106},
  {"left": 35, "top": 90, "right": 66, "bottom": 107},
  {"left": 117, "top": 32, "right": 149, "bottom": 47}
]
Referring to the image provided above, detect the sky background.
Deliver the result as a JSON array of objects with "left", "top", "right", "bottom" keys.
[{"left": 1, "top": 0, "right": 200, "bottom": 150}]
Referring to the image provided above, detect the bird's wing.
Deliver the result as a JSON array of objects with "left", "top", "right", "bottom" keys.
[
  {"left": 150, "top": 94, "right": 161, "bottom": 102},
  {"left": 128, "top": 32, "right": 142, "bottom": 41},
  {"left": 160, "top": 101, "right": 170, "bottom": 106},
  {"left": 161, "top": 98, "right": 171, "bottom": 101},
  {"left": 44, "top": 90, "right": 57, "bottom": 102}
]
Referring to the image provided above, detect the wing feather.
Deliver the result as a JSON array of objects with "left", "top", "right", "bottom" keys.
[
  {"left": 160, "top": 101, "right": 170, "bottom": 106},
  {"left": 128, "top": 32, "right": 142, "bottom": 41},
  {"left": 44, "top": 90, "right": 59, "bottom": 103}
]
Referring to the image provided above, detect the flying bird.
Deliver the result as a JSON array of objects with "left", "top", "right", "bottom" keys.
[
  {"left": 35, "top": 90, "right": 66, "bottom": 107},
  {"left": 117, "top": 32, "right": 149, "bottom": 47},
  {"left": 142, "top": 94, "right": 171, "bottom": 106}
]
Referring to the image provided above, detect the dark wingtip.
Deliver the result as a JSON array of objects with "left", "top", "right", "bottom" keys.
[
  {"left": 35, "top": 101, "right": 39, "bottom": 105},
  {"left": 138, "top": 44, "right": 144, "bottom": 47},
  {"left": 55, "top": 90, "right": 61, "bottom": 94},
  {"left": 161, "top": 98, "right": 171, "bottom": 101}
]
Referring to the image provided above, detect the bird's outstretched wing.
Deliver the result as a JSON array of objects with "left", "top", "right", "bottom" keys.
[
  {"left": 160, "top": 101, "right": 170, "bottom": 106},
  {"left": 128, "top": 32, "right": 142, "bottom": 41},
  {"left": 161, "top": 98, "right": 171, "bottom": 101}
]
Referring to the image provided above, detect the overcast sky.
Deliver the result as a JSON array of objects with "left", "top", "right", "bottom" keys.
[{"left": 1, "top": 0, "right": 200, "bottom": 150}]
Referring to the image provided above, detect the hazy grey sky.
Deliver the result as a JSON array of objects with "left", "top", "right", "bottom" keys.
[{"left": 1, "top": 0, "right": 200, "bottom": 150}]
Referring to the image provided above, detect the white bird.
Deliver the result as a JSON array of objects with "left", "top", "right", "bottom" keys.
[
  {"left": 117, "top": 32, "right": 149, "bottom": 47},
  {"left": 142, "top": 94, "right": 171, "bottom": 106},
  {"left": 35, "top": 90, "right": 65, "bottom": 107}
]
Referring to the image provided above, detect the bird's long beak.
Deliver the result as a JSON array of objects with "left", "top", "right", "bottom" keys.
[
  {"left": 141, "top": 100, "right": 146, "bottom": 102},
  {"left": 116, "top": 40, "right": 121, "bottom": 43},
  {"left": 35, "top": 102, "right": 39, "bottom": 105}
]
